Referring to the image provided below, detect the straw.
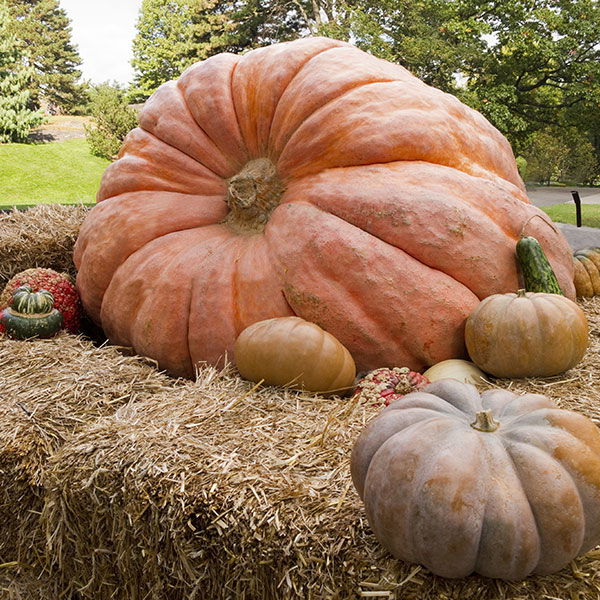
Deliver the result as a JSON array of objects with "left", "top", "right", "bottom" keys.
[
  {"left": 0, "top": 204, "right": 87, "bottom": 286},
  {"left": 32, "top": 298, "right": 600, "bottom": 600},
  {"left": 2, "top": 205, "right": 600, "bottom": 599}
]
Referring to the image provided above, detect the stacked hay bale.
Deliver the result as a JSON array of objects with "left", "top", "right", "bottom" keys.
[
  {"left": 38, "top": 323, "right": 600, "bottom": 600},
  {"left": 0, "top": 336, "right": 184, "bottom": 595},
  {"left": 0, "top": 206, "right": 184, "bottom": 596},
  {"left": 2, "top": 206, "right": 600, "bottom": 600},
  {"left": 39, "top": 346, "right": 600, "bottom": 600},
  {"left": 0, "top": 204, "right": 87, "bottom": 283}
]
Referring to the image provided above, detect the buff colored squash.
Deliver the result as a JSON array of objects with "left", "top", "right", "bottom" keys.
[
  {"left": 351, "top": 379, "right": 600, "bottom": 580},
  {"left": 73, "top": 36, "right": 575, "bottom": 378},
  {"left": 423, "top": 359, "right": 487, "bottom": 385},
  {"left": 234, "top": 316, "right": 355, "bottom": 394},
  {"left": 465, "top": 290, "right": 588, "bottom": 378}
]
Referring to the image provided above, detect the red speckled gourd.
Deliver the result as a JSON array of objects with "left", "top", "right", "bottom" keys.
[
  {"left": 353, "top": 367, "right": 430, "bottom": 406},
  {"left": 351, "top": 379, "right": 600, "bottom": 580},
  {"left": 73, "top": 36, "right": 575, "bottom": 378}
]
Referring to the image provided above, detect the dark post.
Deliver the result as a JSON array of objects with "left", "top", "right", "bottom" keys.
[{"left": 571, "top": 191, "right": 582, "bottom": 228}]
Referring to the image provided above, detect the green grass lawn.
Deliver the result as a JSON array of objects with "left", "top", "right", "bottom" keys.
[
  {"left": 0, "top": 138, "right": 109, "bottom": 207},
  {"left": 541, "top": 203, "right": 600, "bottom": 228}
]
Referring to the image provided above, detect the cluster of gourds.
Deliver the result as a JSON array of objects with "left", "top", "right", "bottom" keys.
[
  {"left": 6, "top": 37, "right": 595, "bottom": 582},
  {"left": 234, "top": 233, "right": 588, "bottom": 395},
  {"left": 0, "top": 268, "right": 82, "bottom": 339},
  {"left": 232, "top": 216, "right": 597, "bottom": 583},
  {"left": 345, "top": 238, "right": 599, "bottom": 582},
  {"left": 231, "top": 225, "right": 600, "bottom": 581},
  {"left": 73, "top": 36, "right": 580, "bottom": 382}
]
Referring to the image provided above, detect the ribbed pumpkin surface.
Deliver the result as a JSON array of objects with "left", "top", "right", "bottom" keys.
[
  {"left": 351, "top": 380, "right": 600, "bottom": 580},
  {"left": 74, "top": 36, "right": 575, "bottom": 378},
  {"left": 573, "top": 247, "right": 600, "bottom": 297}
]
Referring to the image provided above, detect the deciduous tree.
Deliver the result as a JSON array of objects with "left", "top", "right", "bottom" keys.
[
  {"left": 457, "top": 0, "right": 600, "bottom": 150},
  {"left": 130, "top": 0, "right": 230, "bottom": 101}
]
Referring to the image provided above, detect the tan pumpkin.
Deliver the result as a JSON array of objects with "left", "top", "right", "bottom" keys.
[
  {"left": 573, "top": 247, "right": 600, "bottom": 297},
  {"left": 73, "top": 36, "right": 575, "bottom": 379},
  {"left": 234, "top": 316, "right": 355, "bottom": 394},
  {"left": 351, "top": 379, "right": 600, "bottom": 580},
  {"left": 465, "top": 289, "right": 588, "bottom": 378}
]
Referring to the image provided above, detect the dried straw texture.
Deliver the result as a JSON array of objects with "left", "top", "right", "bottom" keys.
[
  {"left": 35, "top": 298, "right": 600, "bottom": 600},
  {"left": 0, "top": 571, "right": 56, "bottom": 600},
  {"left": 0, "top": 204, "right": 87, "bottom": 285},
  {"left": 0, "top": 334, "right": 182, "bottom": 587}
]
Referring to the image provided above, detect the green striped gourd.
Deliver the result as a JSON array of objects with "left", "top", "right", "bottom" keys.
[{"left": 1, "top": 285, "right": 63, "bottom": 339}]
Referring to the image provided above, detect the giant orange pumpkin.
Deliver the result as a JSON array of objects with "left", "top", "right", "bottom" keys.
[{"left": 74, "top": 37, "right": 575, "bottom": 378}]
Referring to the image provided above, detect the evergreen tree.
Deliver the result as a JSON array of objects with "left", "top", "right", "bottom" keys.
[
  {"left": 7, "top": 0, "right": 84, "bottom": 112},
  {"left": 0, "top": 1, "right": 43, "bottom": 142}
]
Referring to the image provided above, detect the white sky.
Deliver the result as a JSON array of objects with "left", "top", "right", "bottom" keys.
[{"left": 59, "top": 0, "right": 143, "bottom": 86}]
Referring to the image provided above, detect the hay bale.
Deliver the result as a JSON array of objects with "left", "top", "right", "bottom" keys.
[
  {"left": 0, "top": 333, "right": 183, "bottom": 577},
  {"left": 40, "top": 299, "right": 600, "bottom": 600},
  {"left": 0, "top": 569, "right": 56, "bottom": 600},
  {"left": 0, "top": 204, "right": 87, "bottom": 286}
]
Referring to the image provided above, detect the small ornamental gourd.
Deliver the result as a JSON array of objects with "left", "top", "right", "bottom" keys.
[
  {"left": 12, "top": 285, "right": 54, "bottom": 313},
  {"left": 516, "top": 235, "right": 563, "bottom": 295},
  {"left": 465, "top": 289, "right": 588, "bottom": 378},
  {"left": 352, "top": 367, "right": 429, "bottom": 407},
  {"left": 573, "top": 247, "right": 600, "bottom": 298},
  {"left": 422, "top": 359, "right": 487, "bottom": 385},
  {"left": 234, "top": 316, "right": 356, "bottom": 394},
  {"left": 351, "top": 379, "right": 600, "bottom": 580},
  {"left": 1, "top": 285, "right": 63, "bottom": 339},
  {"left": 0, "top": 268, "right": 82, "bottom": 333}
]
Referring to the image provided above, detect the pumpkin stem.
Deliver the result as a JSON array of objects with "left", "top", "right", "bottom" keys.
[
  {"left": 519, "top": 214, "right": 559, "bottom": 239},
  {"left": 225, "top": 158, "right": 284, "bottom": 234},
  {"left": 471, "top": 409, "right": 500, "bottom": 432}
]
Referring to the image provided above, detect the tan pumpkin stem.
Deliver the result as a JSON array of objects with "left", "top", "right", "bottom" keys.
[
  {"left": 471, "top": 409, "right": 500, "bottom": 432},
  {"left": 225, "top": 158, "right": 285, "bottom": 234},
  {"left": 519, "top": 213, "right": 559, "bottom": 239}
]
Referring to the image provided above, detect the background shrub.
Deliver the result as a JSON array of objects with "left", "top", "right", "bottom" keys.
[{"left": 84, "top": 83, "right": 138, "bottom": 160}]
